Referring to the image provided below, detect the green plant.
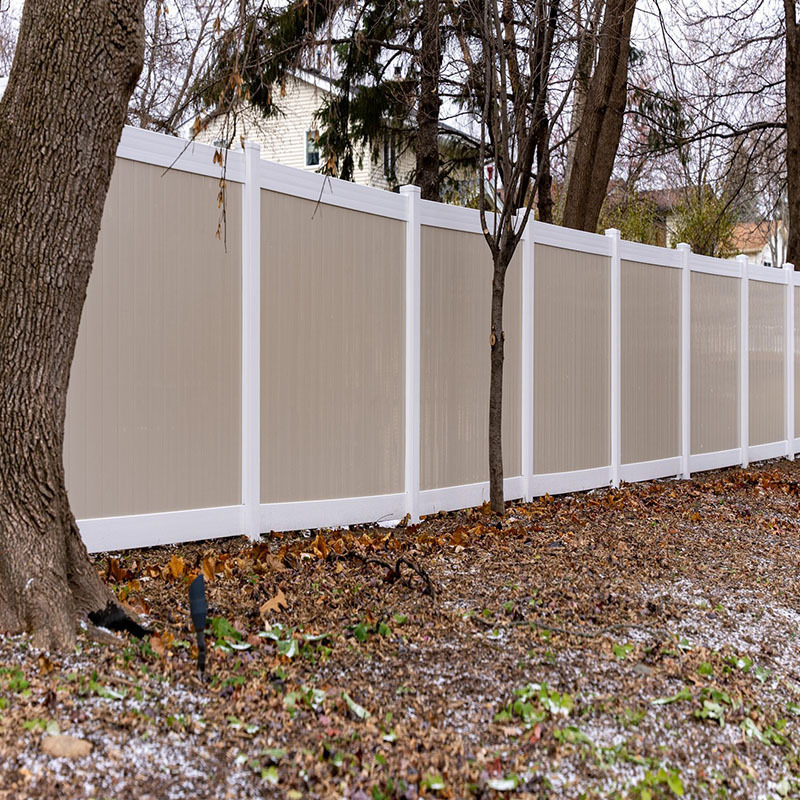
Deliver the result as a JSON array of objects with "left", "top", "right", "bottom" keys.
[
  {"left": 632, "top": 766, "right": 684, "bottom": 798},
  {"left": 495, "top": 682, "right": 574, "bottom": 728},
  {"left": 613, "top": 642, "right": 634, "bottom": 660}
]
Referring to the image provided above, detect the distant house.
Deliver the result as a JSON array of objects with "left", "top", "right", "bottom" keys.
[
  {"left": 641, "top": 187, "right": 787, "bottom": 266},
  {"left": 199, "top": 70, "right": 480, "bottom": 203},
  {"left": 729, "top": 220, "right": 787, "bottom": 268}
]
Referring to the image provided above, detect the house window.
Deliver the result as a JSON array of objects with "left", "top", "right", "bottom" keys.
[
  {"left": 383, "top": 134, "right": 397, "bottom": 180},
  {"left": 305, "top": 130, "right": 320, "bottom": 167}
]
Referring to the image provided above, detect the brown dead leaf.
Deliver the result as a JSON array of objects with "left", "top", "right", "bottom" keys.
[
  {"left": 201, "top": 556, "right": 216, "bottom": 583},
  {"left": 38, "top": 655, "right": 54, "bottom": 675},
  {"left": 260, "top": 588, "right": 288, "bottom": 618},
  {"left": 265, "top": 554, "right": 287, "bottom": 572},
  {"left": 105, "top": 557, "right": 132, "bottom": 583},
  {"left": 168, "top": 555, "right": 186, "bottom": 580},
  {"left": 313, "top": 533, "right": 329, "bottom": 559},
  {"left": 149, "top": 633, "right": 166, "bottom": 657},
  {"left": 41, "top": 735, "right": 92, "bottom": 759}
]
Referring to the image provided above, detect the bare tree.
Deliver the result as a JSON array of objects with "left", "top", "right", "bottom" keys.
[
  {"left": 0, "top": 0, "right": 146, "bottom": 650},
  {"left": 415, "top": 0, "right": 442, "bottom": 200},
  {"left": 0, "top": 3, "right": 17, "bottom": 76},
  {"left": 785, "top": 0, "right": 800, "bottom": 263},
  {"left": 129, "top": 0, "right": 239, "bottom": 134},
  {"left": 461, "top": 0, "right": 562, "bottom": 514}
]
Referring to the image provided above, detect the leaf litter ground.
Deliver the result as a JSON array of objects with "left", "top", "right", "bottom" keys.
[{"left": 4, "top": 461, "right": 800, "bottom": 798}]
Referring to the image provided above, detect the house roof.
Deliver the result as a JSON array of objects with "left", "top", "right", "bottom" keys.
[
  {"left": 639, "top": 187, "right": 685, "bottom": 212},
  {"left": 730, "top": 221, "right": 780, "bottom": 255}
]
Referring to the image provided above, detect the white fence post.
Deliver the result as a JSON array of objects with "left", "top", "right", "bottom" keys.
[
  {"left": 678, "top": 243, "right": 692, "bottom": 480},
  {"left": 738, "top": 254, "right": 749, "bottom": 468},
  {"left": 242, "top": 142, "right": 262, "bottom": 539},
  {"left": 606, "top": 228, "right": 621, "bottom": 488},
  {"left": 521, "top": 216, "right": 534, "bottom": 501},
  {"left": 401, "top": 185, "right": 421, "bottom": 522},
  {"left": 786, "top": 262, "right": 795, "bottom": 460}
]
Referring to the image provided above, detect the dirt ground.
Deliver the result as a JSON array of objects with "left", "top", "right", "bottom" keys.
[{"left": 4, "top": 461, "right": 800, "bottom": 799}]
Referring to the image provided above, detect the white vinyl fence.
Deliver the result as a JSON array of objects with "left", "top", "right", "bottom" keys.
[{"left": 65, "top": 126, "right": 799, "bottom": 553}]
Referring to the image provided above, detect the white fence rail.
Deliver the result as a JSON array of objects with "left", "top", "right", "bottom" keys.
[{"left": 67, "top": 127, "right": 799, "bottom": 553}]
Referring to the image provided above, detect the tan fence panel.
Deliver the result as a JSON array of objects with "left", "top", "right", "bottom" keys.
[
  {"left": 65, "top": 159, "right": 242, "bottom": 519},
  {"left": 420, "top": 227, "right": 521, "bottom": 490},
  {"left": 260, "top": 192, "right": 405, "bottom": 503},
  {"left": 534, "top": 245, "right": 610, "bottom": 474},
  {"left": 691, "top": 272, "right": 739, "bottom": 454},
  {"left": 621, "top": 261, "right": 681, "bottom": 463},
  {"left": 749, "top": 280, "right": 785, "bottom": 446}
]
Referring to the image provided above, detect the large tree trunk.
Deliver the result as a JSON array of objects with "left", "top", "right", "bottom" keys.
[
  {"left": 0, "top": 0, "right": 145, "bottom": 650},
  {"left": 559, "top": 0, "right": 599, "bottom": 219},
  {"left": 786, "top": 0, "right": 800, "bottom": 266},
  {"left": 561, "top": 0, "right": 636, "bottom": 232},
  {"left": 415, "top": 0, "right": 442, "bottom": 201}
]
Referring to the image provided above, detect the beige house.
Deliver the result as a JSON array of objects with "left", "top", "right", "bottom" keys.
[
  {"left": 201, "top": 70, "right": 413, "bottom": 191},
  {"left": 201, "top": 70, "right": 479, "bottom": 200}
]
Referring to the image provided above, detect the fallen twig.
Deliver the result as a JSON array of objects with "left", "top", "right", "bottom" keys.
[{"left": 336, "top": 552, "right": 436, "bottom": 600}]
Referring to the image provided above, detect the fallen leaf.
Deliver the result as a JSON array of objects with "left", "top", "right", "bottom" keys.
[
  {"left": 168, "top": 555, "right": 186, "bottom": 580},
  {"left": 313, "top": 533, "right": 329, "bottom": 559},
  {"left": 38, "top": 655, "right": 54, "bottom": 675},
  {"left": 105, "top": 558, "right": 133, "bottom": 583},
  {"left": 260, "top": 588, "right": 288, "bottom": 618},
  {"left": 41, "top": 735, "right": 92, "bottom": 759},
  {"left": 149, "top": 633, "right": 166, "bottom": 657},
  {"left": 201, "top": 557, "right": 216, "bottom": 583}
]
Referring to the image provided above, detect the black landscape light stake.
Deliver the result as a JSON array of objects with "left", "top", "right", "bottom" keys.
[{"left": 188, "top": 574, "right": 207, "bottom": 677}]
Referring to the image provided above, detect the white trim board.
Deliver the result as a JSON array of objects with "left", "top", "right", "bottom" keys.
[
  {"left": 259, "top": 493, "right": 407, "bottom": 532},
  {"left": 689, "top": 449, "right": 742, "bottom": 472},
  {"left": 258, "top": 159, "right": 406, "bottom": 221},
  {"left": 619, "top": 457, "right": 682, "bottom": 484},
  {"left": 530, "top": 466, "right": 612, "bottom": 497},
  {"left": 118, "top": 126, "right": 245, "bottom": 182},
  {"left": 619, "top": 239, "right": 682, "bottom": 268},
  {"left": 79, "top": 506, "right": 245, "bottom": 554},
  {"left": 417, "top": 477, "right": 525, "bottom": 517},
  {"left": 748, "top": 441, "right": 787, "bottom": 462}
]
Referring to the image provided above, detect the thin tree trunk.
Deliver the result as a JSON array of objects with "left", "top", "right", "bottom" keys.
[
  {"left": 785, "top": 0, "right": 800, "bottom": 266},
  {"left": 489, "top": 257, "right": 508, "bottom": 514},
  {"left": 0, "top": 0, "right": 145, "bottom": 650},
  {"left": 536, "top": 116, "right": 553, "bottom": 223},
  {"left": 561, "top": 0, "right": 636, "bottom": 232},
  {"left": 415, "top": 0, "right": 442, "bottom": 201}
]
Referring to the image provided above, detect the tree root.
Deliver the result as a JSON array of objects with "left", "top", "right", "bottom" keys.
[
  {"left": 88, "top": 602, "right": 150, "bottom": 638},
  {"left": 338, "top": 553, "right": 436, "bottom": 600}
]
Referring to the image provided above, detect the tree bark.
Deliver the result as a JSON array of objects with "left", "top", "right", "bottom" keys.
[
  {"left": 489, "top": 257, "right": 508, "bottom": 515},
  {"left": 0, "top": 0, "right": 145, "bottom": 650},
  {"left": 785, "top": 0, "right": 800, "bottom": 266},
  {"left": 561, "top": 0, "right": 636, "bottom": 232},
  {"left": 415, "top": 0, "right": 442, "bottom": 201},
  {"left": 536, "top": 117, "right": 554, "bottom": 223}
]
